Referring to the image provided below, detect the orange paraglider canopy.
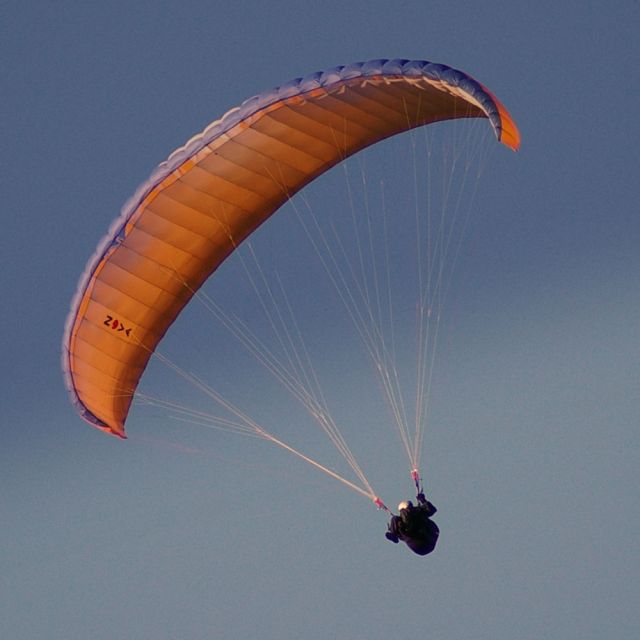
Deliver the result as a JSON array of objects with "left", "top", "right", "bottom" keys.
[{"left": 62, "top": 58, "right": 519, "bottom": 438}]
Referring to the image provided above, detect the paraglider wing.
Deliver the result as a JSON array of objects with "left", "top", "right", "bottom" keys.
[{"left": 62, "top": 58, "right": 520, "bottom": 438}]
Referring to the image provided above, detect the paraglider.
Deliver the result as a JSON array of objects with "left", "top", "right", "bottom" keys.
[{"left": 62, "top": 58, "right": 519, "bottom": 551}]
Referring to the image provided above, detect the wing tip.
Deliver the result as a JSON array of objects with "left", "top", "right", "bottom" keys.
[
  {"left": 490, "top": 90, "right": 521, "bottom": 151},
  {"left": 95, "top": 422, "right": 127, "bottom": 439},
  {"left": 473, "top": 80, "right": 520, "bottom": 152},
  {"left": 498, "top": 107, "right": 521, "bottom": 152}
]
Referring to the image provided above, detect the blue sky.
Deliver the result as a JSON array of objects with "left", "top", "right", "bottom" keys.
[{"left": 2, "top": 2, "right": 638, "bottom": 639}]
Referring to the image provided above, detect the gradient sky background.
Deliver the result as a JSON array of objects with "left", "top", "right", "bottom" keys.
[{"left": 2, "top": 2, "right": 639, "bottom": 639}]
